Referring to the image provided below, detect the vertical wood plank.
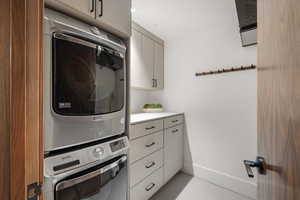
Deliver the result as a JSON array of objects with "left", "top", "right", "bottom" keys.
[
  {"left": 9, "top": 0, "right": 44, "bottom": 199},
  {"left": 25, "top": 0, "right": 44, "bottom": 187},
  {"left": 0, "top": 0, "right": 11, "bottom": 199},
  {"left": 258, "top": 0, "right": 300, "bottom": 199},
  {"left": 11, "top": 0, "right": 27, "bottom": 199}
]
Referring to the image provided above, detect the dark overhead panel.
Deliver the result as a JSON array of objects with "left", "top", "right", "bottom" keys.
[{"left": 235, "top": 0, "right": 257, "bottom": 47}]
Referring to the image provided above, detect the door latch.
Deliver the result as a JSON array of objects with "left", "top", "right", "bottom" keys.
[
  {"left": 244, "top": 156, "right": 266, "bottom": 178},
  {"left": 27, "top": 182, "right": 42, "bottom": 200}
]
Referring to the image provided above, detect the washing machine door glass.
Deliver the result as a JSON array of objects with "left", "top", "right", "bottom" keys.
[
  {"left": 55, "top": 156, "right": 127, "bottom": 200},
  {"left": 52, "top": 33, "right": 125, "bottom": 116}
]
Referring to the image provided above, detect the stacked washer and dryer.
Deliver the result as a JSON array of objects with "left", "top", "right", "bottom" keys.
[{"left": 43, "top": 9, "right": 129, "bottom": 200}]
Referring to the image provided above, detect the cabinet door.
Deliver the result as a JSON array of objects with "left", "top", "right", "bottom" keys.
[
  {"left": 154, "top": 42, "right": 164, "bottom": 89},
  {"left": 130, "top": 30, "right": 145, "bottom": 88},
  {"left": 96, "top": 0, "right": 131, "bottom": 36},
  {"left": 141, "top": 35, "right": 155, "bottom": 89},
  {"left": 164, "top": 125, "right": 184, "bottom": 183},
  {"left": 130, "top": 31, "right": 155, "bottom": 89},
  {"left": 55, "top": 0, "right": 95, "bottom": 17}
]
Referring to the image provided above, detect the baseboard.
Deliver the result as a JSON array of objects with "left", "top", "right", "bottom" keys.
[{"left": 182, "top": 161, "right": 257, "bottom": 200}]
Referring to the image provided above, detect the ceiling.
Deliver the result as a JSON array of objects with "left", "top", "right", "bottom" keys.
[{"left": 132, "top": 0, "right": 239, "bottom": 41}]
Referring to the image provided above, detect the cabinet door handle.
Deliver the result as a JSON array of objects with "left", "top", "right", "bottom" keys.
[
  {"left": 152, "top": 79, "right": 155, "bottom": 88},
  {"left": 89, "top": 0, "right": 95, "bottom": 13},
  {"left": 145, "top": 142, "right": 156, "bottom": 148},
  {"left": 98, "top": 0, "right": 103, "bottom": 17},
  {"left": 172, "top": 129, "right": 179, "bottom": 133},
  {"left": 172, "top": 120, "right": 179, "bottom": 123},
  {"left": 145, "top": 183, "right": 156, "bottom": 191},
  {"left": 145, "top": 161, "right": 156, "bottom": 169},
  {"left": 145, "top": 126, "right": 155, "bottom": 130},
  {"left": 154, "top": 79, "right": 157, "bottom": 88}
]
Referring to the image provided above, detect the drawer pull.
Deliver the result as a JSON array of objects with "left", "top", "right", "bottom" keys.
[
  {"left": 145, "top": 161, "right": 156, "bottom": 169},
  {"left": 145, "top": 183, "right": 156, "bottom": 191},
  {"left": 172, "top": 120, "right": 179, "bottom": 123},
  {"left": 145, "top": 126, "right": 155, "bottom": 130},
  {"left": 145, "top": 142, "right": 156, "bottom": 148},
  {"left": 172, "top": 129, "right": 179, "bottom": 133}
]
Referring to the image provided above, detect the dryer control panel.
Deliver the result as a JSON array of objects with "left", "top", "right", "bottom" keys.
[{"left": 44, "top": 136, "right": 129, "bottom": 176}]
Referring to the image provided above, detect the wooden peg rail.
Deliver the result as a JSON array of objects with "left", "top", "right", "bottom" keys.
[{"left": 195, "top": 65, "right": 256, "bottom": 76}]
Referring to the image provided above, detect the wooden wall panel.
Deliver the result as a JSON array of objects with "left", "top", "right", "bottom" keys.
[
  {"left": 0, "top": 0, "right": 44, "bottom": 199},
  {"left": 25, "top": 0, "right": 44, "bottom": 190},
  {"left": 0, "top": 0, "right": 11, "bottom": 199},
  {"left": 257, "top": 0, "right": 300, "bottom": 199},
  {"left": 11, "top": 0, "right": 27, "bottom": 198}
]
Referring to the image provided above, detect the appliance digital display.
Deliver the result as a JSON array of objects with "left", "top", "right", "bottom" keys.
[{"left": 110, "top": 140, "right": 125, "bottom": 152}]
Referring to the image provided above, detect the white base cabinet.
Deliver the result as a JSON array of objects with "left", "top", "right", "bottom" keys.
[
  {"left": 129, "top": 114, "right": 184, "bottom": 200},
  {"left": 164, "top": 125, "right": 184, "bottom": 183}
]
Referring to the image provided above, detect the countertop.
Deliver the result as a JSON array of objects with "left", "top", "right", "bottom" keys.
[{"left": 130, "top": 112, "right": 184, "bottom": 124}]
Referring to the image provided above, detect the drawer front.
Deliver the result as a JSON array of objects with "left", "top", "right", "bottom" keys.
[
  {"left": 130, "top": 120, "right": 163, "bottom": 139},
  {"left": 130, "top": 131, "right": 163, "bottom": 163},
  {"left": 130, "top": 149, "right": 163, "bottom": 187},
  {"left": 164, "top": 115, "right": 184, "bottom": 128},
  {"left": 130, "top": 168, "right": 163, "bottom": 200}
]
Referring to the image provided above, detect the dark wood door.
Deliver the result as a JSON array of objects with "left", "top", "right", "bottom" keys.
[
  {"left": 0, "top": 0, "right": 44, "bottom": 199},
  {"left": 257, "top": 0, "right": 300, "bottom": 199}
]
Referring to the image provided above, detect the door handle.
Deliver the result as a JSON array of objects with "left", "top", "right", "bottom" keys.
[
  {"left": 89, "top": 0, "right": 95, "bottom": 13},
  {"left": 145, "top": 161, "right": 156, "bottom": 169},
  {"left": 244, "top": 156, "right": 266, "bottom": 178},
  {"left": 98, "top": 0, "right": 103, "bottom": 17},
  {"left": 145, "top": 142, "right": 156, "bottom": 148},
  {"left": 145, "top": 183, "right": 156, "bottom": 191},
  {"left": 172, "top": 129, "right": 179, "bottom": 133},
  {"left": 145, "top": 126, "right": 155, "bottom": 130}
]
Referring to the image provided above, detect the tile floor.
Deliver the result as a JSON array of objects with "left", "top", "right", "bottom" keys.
[{"left": 150, "top": 173, "right": 253, "bottom": 200}]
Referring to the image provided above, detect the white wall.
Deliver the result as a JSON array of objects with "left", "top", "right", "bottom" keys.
[
  {"left": 130, "top": 88, "right": 150, "bottom": 113},
  {"left": 131, "top": 0, "right": 257, "bottom": 199}
]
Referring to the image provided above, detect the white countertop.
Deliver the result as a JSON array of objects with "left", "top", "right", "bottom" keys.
[{"left": 130, "top": 112, "right": 183, "bottom": 124}]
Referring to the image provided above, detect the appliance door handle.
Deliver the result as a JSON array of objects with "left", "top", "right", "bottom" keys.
[
  {"left": 56, "top": 156, "right": 127, "bottom": 191},
  {"left": 53, "top": 32, "right": 97, "bottom": 49},
  {"left": 54, "top": 33, "right": 124, "bottom": 58}
]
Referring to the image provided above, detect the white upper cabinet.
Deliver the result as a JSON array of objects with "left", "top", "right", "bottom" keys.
[
  {"left": 131, "top": 22, "right": 165, "bottom": 90},
  {"left": 52, "top": 0, "right": 95, "bottom": 17},
  {"left": 131, "top": 30, "right": 143, "bottom": 88},
  {"left": 141, "top": 35, "right": 155, "bottom": 88},
  {"left": 45, "top": 0, "right": 131, "bottom": 37},
  {"left": 96, "top": 0, "right": 131, "bottom": 37},
  {"left": 154, "top": 43, "right": 164, "bottom": 89}
]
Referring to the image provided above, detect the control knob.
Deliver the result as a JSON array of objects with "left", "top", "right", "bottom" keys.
[{"left": 93, "top": 147, "right": 104, "bottom": 158}]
